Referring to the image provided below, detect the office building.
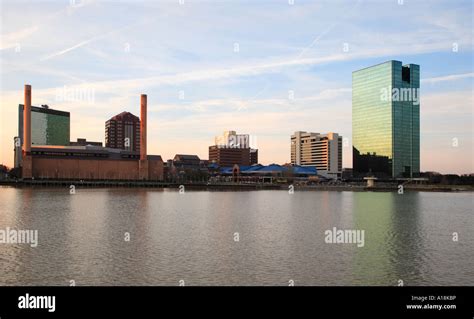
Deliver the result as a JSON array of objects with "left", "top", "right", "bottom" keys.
[
  {"left": 215, "top": 130, "right": 250, "bottom": 148},
  {"left": 352, "top": 60, "right": 420, "bottom": 177},
  {"left": 291, "top": 131, "right": 342, "bottom": 179},
  {"left": 18, "top": 104, "right": 70, "bottom": 146},
  {"left": 105, "top": 112, "right": 140, "bottom": 151},
  {"left": 209, "top": 131, "right": 258, "bottom": 167},
  {"left": 209, "top": 146, "right": 252, "bottom": 167},
  {"left": 16, "top": 104, "right": 70, "bottom": 168}
]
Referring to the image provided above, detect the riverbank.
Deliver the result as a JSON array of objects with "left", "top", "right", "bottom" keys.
[{"left": 0, "top": 179, "right": 472, "bottom": 192}]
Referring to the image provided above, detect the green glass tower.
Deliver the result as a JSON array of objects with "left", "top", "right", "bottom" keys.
[
  {"left": 352, "top": 60, "right": 420, "bottom": 178},
  {"left": 19, "top": 105, "right": 70, "bottom": 146}
]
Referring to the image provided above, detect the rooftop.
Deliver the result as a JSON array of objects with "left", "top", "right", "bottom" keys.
[
  {"left": 174, "top": 154, "right": 201, "bottom": 161},
  {"left": 109, "top": 111, "right": 139, "bottom": 121}
]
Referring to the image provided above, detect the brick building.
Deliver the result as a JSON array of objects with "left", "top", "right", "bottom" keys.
[
  {"left": 20, "top": 85, "right": 163, "bottom": 181},
  {"left": 105, "top": 111, "right": 140, "bottom": 151}
]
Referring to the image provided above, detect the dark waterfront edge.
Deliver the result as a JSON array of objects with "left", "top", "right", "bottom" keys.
[{"left": 0, "top": 180, "right": 472, "bottom": 192}]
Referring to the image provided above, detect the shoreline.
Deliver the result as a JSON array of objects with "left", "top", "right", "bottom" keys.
[{"left": 0, "top": 180, "right": 472, "bottom": 192}]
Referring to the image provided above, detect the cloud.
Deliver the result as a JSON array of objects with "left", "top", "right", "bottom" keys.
[
  {"left": 421, "top": 90, "right": 473, "bottom": 116},
  {"left": 0, "top": 1, "right": 96, "bottom": 51},
  {"left": 40, "top": 37, "right": 98, "bottom": 61},
  {"left": 12, "top": 39, "right": 458, "bottom": 97},
  {"left": 0, "top": 26, "right": 38, "bottom": 50},
  {"left": 39, "top": 22, "right": 143, "bottom": 61},
  {"left": 422, "top": 72, "right": 474, "bottom": 84}
]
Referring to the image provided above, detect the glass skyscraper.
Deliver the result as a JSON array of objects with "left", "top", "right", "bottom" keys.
[
  {"left": 352, "top": 60, "right": 420, "bottom": 178},
  {"left": 18, "top": 104, "right": 70, "bottom": 146}
]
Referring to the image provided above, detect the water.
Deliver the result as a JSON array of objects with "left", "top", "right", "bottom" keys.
[{"left": 0, "top": 187, "right": 473, "bottom": 286}]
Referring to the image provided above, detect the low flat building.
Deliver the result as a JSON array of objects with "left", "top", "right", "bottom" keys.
[
  {"left": 342, "top": 168, "right": 353, "bottom": 180},
  {"left": 29, "top": 145, "right": 163, "bottom": 180},
  {"left": 70, "top": 138, "right": 102, "bottom": 147},
  {"left": 216, "top": 164, "right": 318, "bottom": 183},
  {"left": 172, "top": 154, "right": 201, "bottom": 170}
]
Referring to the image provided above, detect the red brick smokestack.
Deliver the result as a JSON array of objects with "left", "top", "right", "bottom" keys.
[
  {"left": 23, "top": 84, "right": 32, "bottom": 155},
  {"left": 140, "top": 94, "right": 147, "bottom": 160}
]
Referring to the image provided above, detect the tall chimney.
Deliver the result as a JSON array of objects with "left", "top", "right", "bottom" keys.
[
  {"left": 140, "top": 94, "right": 147, "bottom": 160},
  {"left": 23, "top": 84, "right": 32, "bottom": 155}
]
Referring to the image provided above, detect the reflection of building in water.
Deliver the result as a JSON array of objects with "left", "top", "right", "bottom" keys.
[{"left": 351, "top": 192, "right": 422, "bottom": 284}]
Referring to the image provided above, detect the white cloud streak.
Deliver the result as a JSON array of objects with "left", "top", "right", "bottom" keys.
[{"left": 422, "top": 72, "right": 474, "bottom": 84}]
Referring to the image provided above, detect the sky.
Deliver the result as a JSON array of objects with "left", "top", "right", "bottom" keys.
[{"left": 0, "top": 0, "right": 473, "bottom": 174}]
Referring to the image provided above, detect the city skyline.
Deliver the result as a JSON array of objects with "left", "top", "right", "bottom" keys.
[{"left": 1, "top": 0, "right": 473, "bottom": 174}]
